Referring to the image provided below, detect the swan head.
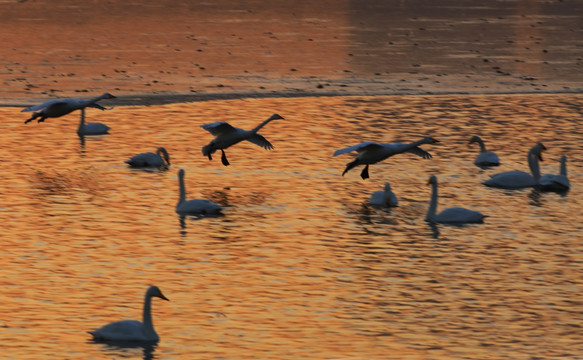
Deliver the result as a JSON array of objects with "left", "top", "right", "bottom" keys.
[
  {"left": 427, "top": 175, "right": 438, "bottom": 185},
  {"left": 468, "top": 136, "right": 482, "bottom": 145},
  {"left": 178, "top": 169, "right": 185, "bottom": 178},
  {"left": 422, "top": 137, "right": 439, "bottom": 144},
  {"left": 532, "top": 142, "right": 546, "bottom": 161},
  {"left": 268, "top": 113, "right": 284, "bottom": 121},
  {"left": 383, "top": 182, "right": 392, "bottom": 192},
  {"left": 147, "top": 286, "right": 170, "bottom": 301},
  {"left": 102, "top": 93, "right": 116, "bottom": 99}
]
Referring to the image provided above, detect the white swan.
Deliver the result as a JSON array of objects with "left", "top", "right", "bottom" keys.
[
  {"left": 77, "top": 108, "right": 110, "bottom": 136},
  {"left": 369, "top": 182, "right": 398, "bottom": 207},
  {"left": 469, "top": 135, "right": 500, "bottom": 167},
  {"left": 176, "top": 169, "right": 223, "bottom": 215},
  {"left": 89, "top": 286, "right": 169, "bottom": 343},
  {"left": 426, "top": 175, "right": 486, "bottom": 224},
  {"left": 539, "top": 155, "right": 570, "bottom": 191},
  {"left": 333, "top": 137, "right": 439, "bottom": 180},
  {"left": 23, "top": 92, "right": 115, "bottom": 124},
  {"left": 201, "top": 113, "right": 284, "bottom": 166},
  {"left": 482, "top": 142, "right": 545, "bottom": 189},
  {"left": 125, "top": 147, "right": 170, "bottom": 168}
]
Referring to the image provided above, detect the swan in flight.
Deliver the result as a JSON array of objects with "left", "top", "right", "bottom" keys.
[
  {"left": 539, "top": 155, "right": 570, "bottom": 191},
  {"left": 333, "top": 137, "right": 439, "bottom": 180},
  {"left": 89, "top": 286, "right": 169, "bottom": 343},
  {"left": 482, "top": 142, "right": 545, "bottom": 189},
  {"left": 77, "top": 108, "right": 110, "bottom": 136},
  {"left": 369, "top": 182, "right": 398, "bottom": 207},
  {"left": 469, "top": 136, "right": 500, "bottom": 167},
  {"left": 201, "top": 113, "right": 284, "bottom": 166},
  {"left": 426, "top": 175, "right": 486, "bottom": 224},
  {"left": 176, "top": 169, "right": 223, "bottom": 215},
  {"left": 22, "top": 92, "right": 115, "bottom": 124},
  {"left": 125, "top": 147, "right": 171, "bottom": 169}
]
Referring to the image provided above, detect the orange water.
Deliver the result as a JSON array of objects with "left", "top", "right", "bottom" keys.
[{"left": 1, "top": 94, "right": 582, "bottom": 359}]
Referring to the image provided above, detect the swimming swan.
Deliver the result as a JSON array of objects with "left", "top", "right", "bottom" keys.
[
  {"left": 77, "top": 108, "right": 110, "bottom": 136},
  {"left": 89, "top": 286, "right": 169, "bottom": 343},
  {"left": 333, "top": 137, "right": 439, "bottom": 180},
  {"left": 176, "top": 169, "right": 223, "bottom": 215},
  {"left": 126, "top": 147, "right": 171, "bottom": 168},
  {"left": 482, "top": 142, "right": 545, "bottom": 189},
  {"left": 23, "top": 92, "right": 115, "bottom": 124},
  {"left": 426, "top": 175, "right": 486, "bottom": 224},
  {"left": 201, "top": 113, "right": 284, "bottom": 166},
  {"left": 539, "top": 155, "right": 570, "bottom": 191},
  {"left": 469, "top": 135, "right": 500, "bottom": 167},
  {"left": 369, "top": 182, "right": 398, "bottom": 207}
]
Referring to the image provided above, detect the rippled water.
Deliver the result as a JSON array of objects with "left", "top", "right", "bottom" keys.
[{"left": 1, "top": 94, "right": 582, "bottom": 359}]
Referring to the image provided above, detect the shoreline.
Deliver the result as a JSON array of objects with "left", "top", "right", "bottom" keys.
[{"left": 3, "top": 88, "right": 582, "bottom": 108}]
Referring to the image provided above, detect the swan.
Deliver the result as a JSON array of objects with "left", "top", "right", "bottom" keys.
[
  {"left": 201, "top": 113, "right": 284, "bottom": 166},
  {"left": 77, "top": 108, "right": 110, "bottom": 136},
  {"left": 125, "top": 147, "right": 170, "bottom": 168},
  {"left": 23, "top": 92, "right": 115, "bottom": 124},
  {"left": 469, "top": 135, "right": 500, "bottom": 167},
  {"left": 333, "top": 137, "right": 439, "bottom": 180},
  {"left": 89, "top": 286, "right": 169, "bottom": 343},
  {"left": 369, "top": 182, "right": 398, "bottom": 207},
  {"left": 539, "top": 155, "right": 570, "bottom": 191},
  {"left": 426, "top": 175, "right": 486, "bottom": 224},
  {"left": 176, "top": 169, "right": 223, "bottom": 215},
  {"left": 482, "top": 142, "right": 546, "bottom": 189}
]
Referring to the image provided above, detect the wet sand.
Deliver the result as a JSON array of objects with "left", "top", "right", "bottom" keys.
[{"left": 1, "top": 0, "right": 582, "bottom": 106}]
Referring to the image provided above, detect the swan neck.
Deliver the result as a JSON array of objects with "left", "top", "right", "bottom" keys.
[
  {"left": 528, "top": 148, "right": 541, "bottom": 180},
  {"left": 142, "top": 292, "right": 155, "bottom": 336},
  {"left": 77, "top": 109, "right": 85, "bottom": 134},
  {"left": 477, "top": 139, "right": 486, "bottom": 153},
  {"left": 178, "top": 172, "right": 186, "bottom": 205},
  {"left": 427, "top": 181, "right": 438, "bottom": 221},
  {"left": 560, "top": 156, "right": 567, "bottom": 176},
  {"left": 250, "top": 117, "right": 275, "bottom": 133},
  {"left": 88, "top": 93, "right": 107, "bottom": 104}
]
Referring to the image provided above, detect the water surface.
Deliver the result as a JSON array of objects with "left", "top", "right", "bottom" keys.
[{"left": 1, "top": 94, "right": 582, "bottom": 359}]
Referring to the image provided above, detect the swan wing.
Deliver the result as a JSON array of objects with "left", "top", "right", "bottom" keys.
[
  {"left": 436, "top": 207, "right": 485, "bottom": 224},
  {"left": 475, "top": 152, "right": 500, "bottom": 166},
  {"left": 90, "top": 320, "right": 146, "bottom": 341},
  {"left": 126, "top": 152, "right": 164, "bottom": 167},
  {"left": 22, "top": 99, "right": 70, "bottom": 112},
  {"left": 539, "top": 174, "right": 570, "bottom": 190},
  {"left": 482, "top": 170, "right": 535, "bottom": 188},
  {"left": 333, "top": 142, "right": 382, "bottom": 156},
  {"left": 201, "top": 121, "right": 237, "bottom": 136},
  {"left": 81, "top": 123, "right": 110, "bottom": 135},
  {"left": 405, "top": 146, "right": 433, "bottom": 159},
  {"left": 246, "top": 134, "right": 274, "bottom": 150},
  {"left": 177, "top": 199, "right": 223, "bottom": 215}
]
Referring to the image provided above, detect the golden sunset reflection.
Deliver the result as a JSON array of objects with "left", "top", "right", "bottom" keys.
[{"left": 0, "top": 94, "right": 582, "bottom": 358}]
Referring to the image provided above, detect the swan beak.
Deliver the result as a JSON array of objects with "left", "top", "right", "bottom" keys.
[
  {"left": 159, "top": 292, "right": 170, "bottom": 301},
  {"left": 432, "top": 138, "right": 440, "bottom": 143}
]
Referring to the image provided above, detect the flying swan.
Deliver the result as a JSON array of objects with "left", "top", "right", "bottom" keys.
[
  {"left": 333, "top": 137, "right": 439, "bottom": 180},
  {"left": 469, "top": 135, "right": 500, "bottom": 167},
  {"left": 369, "top": 182, "right": 398, "bottom": 207},
  {"left": 201, "top": 113, "right": 284, "bottom": 166},
  {"left": 482, "top": 142, "right": 545, "bottom": 189},
  {"left": 426, "top": 175, "right": 486, "bottom": 224},
  {"left": 539, "top": 155, "right": 570, "bottom": 191},
  {"left": 125, "top": 147, "right": 171, "bottom": 169},
  {"left": 22, "top": 92, "right": 115, "bottom": 124},
  {"left": 77, "top": 108, "right": 110, "bottom": 136},
  {"left": 89, "top": 286, "right": 169, "bottom": 343},
  {"left": 176, "top": 169, "right": 223, "bottom": 215}
]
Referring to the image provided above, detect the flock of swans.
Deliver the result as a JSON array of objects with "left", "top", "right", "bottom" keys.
[{"left": 21, "top": 93, "right": 571, "bottom": 343}]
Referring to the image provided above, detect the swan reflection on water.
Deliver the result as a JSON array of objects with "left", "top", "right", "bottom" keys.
[{"left": 90, "top": 340, "right": 157, "bottom": 360}]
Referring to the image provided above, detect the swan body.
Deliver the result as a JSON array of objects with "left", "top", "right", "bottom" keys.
[
  {"left": 369, "top": 182, "right": 398, "bottom": 207},
  {"left": 333, "top": 137, "right": 439, "bottom": 180},
  {"left": 126, "top": 147, "right": 170, "bottom": 168},
  {"left": 539, "top": 155, "right": 570, "bottom": 191},
  {"left": 176, "top": 169, "right": 223, "bottom": 215},
  {"left": 469, "top": 136, "right": 500, "bottom": 167},
  {"left": 482, "top": 142, "right": 545, "bottom": 189},
  {"left": 426, "top": 175, "right": 486, "bottom": 224},
  {"left": 77, "top": 108, "right": 110, "bottom": 136},
  {"left": 89, "top": 286, "right": 169, "bottom": 343},
  {"left": 201, "top": 113, "right": 284, "bottom": 166},
  {"left": 23, "top": 92, "right": 115, "bottom": 124}
]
